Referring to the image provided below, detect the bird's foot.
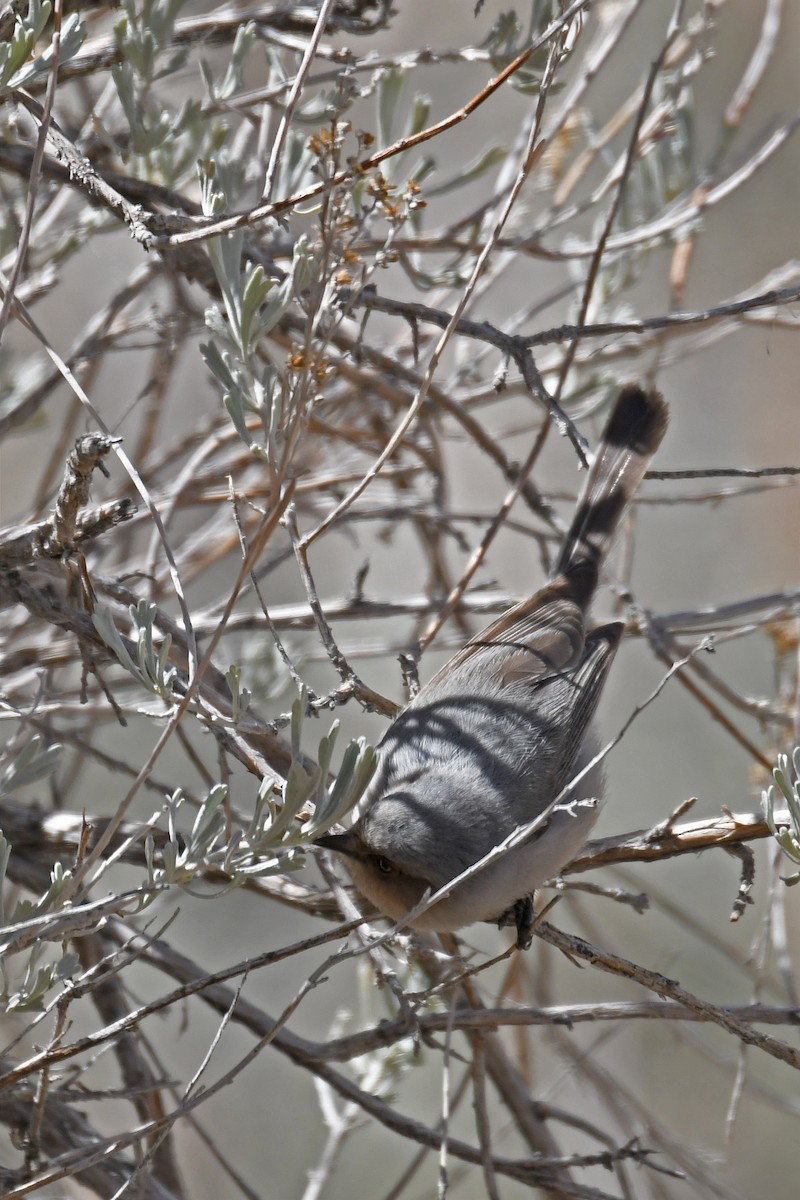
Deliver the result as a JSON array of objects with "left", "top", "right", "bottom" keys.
[{"left": 497, "top": 894, "right": 535, "bottom": 951}]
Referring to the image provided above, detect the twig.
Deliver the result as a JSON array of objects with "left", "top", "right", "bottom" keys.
[
  {"left": 568, "top": 810, "right": 773, "bottom": 874},
  {"left": 644, "top": 620, "right": 774, "bottom": 770},
  {"left": 533, "top": 920, "right": 800, "bottom": 1070},
  {"left": 725, "top": 841, "right": 756, "bottom": 923},
  {"left": 71, "top": 483, "right": 299, "bottom": 900},
  {"left": 554, "top": 7, "right": 683, "bottom": 400},
  {"left": 0, "top": 276, "right": 200, "bottom": 679},
  {"left": 724, "top": 0, "right": 784, "bottom": 128},
  {"left": 283, "top": 504, "right": 395, "bottom": 715},
  {"left": 348, "top": 271, "right": 800, "bottom": 353},
  {"left": 260, "top": 0, "right": 337, "bottom": 202},
  {"left": 13, "top": 92, "right": 162, "bottom": 247},
  {"left": 0, "top": 0, "right": 64, "bottom": 342},
  {"left": 164, "top": 0, "right": 594, "bottom": 248},
  {"left": 0, "top": 496, "right": 136, "bottom": 567},
  {"left": 471, "top": 1034, "right": 500, "bottom": 1200}
]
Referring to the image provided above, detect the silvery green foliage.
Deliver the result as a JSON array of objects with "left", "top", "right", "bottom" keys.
[
  {"left": 481, "top": 7, "right": 552, "bottom": 94},
  {"left": 0, "top": 736, "right": 76, "bottom": 1011},
  {"left": 0, "top": 735, "right": 90, "bottom": 1005},
  {"left": 0, "top": 735, "right": 62, "bottom": 799},
  {"left": 144, "top": 779, "right": 310, "bottom": 889},
  {"left": 145, "top": 691, "right": 376, "bottom": 892},
  {"left": 200, "top": 339, "right": 278, "bottom": 463},
  {"left": 370, "top": 65, "right": 505, "bottom": 279},
  {"left": 0, "top": 697, "right": 373, "bottom": 1008},
  {"left": 1, "top": 855, "right": 72, "bottom": 932},
  {"left": 111, "top": 0, "right": 231, "bottom": 181},
  {"left": 92, "top": 599, "right": 176, "bottom": 699},
  {"left": 205, "top": 230, "right": 316, "bottom": 362},
  {"left": 762, "top": 750, "right": 800, "bottom": 885},
  {"left": 282, "top": 690, "right": 377, "bottom": 843},
  {"left": 200, "top": 155, "right": 316, "bottom": 462},
  {"left": 0, "top": 937, "right": 78, "bottom": 1013},
  {"left": 0, "top": 0, "right": 85, "bottom": 96},
  {"left": 114, "top": 0, "right": 186, "bottom": 80},
  {"left": 373, "top": 66, "right": 435, "bottom": 210},
  {"left": 0, "top": 836, "right": 78, "bottom": 1013},
  {"left": 376, "top": 65, "right": 433, "bottom": 181},
  {"left": 200, "top": 20, "right": 256, "bottom": 103},
  {"left": 145, "top": 784, "right": 234, "bottom": 889},
  {"left": 226, "top": 664, "right": 252, "bottom": 724}
]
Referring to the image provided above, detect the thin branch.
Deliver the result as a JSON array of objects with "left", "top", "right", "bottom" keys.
[
  {"left": 163, "top": 0, "right": 594, "bottom": 248},
  {"left": 260, "top": 0, "right": 337, "bottom": 202}
]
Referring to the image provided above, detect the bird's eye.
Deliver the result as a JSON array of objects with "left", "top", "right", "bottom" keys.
[{"left": 376, "top": 856, "right": 394, "bottom": 875}]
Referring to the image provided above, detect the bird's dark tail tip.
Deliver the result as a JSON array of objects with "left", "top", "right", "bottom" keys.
[
  {"left": 554, "top": 383, "right": 669, "bottom": 585},
  {"left": 603, "top": 384, "right": 669, "bottom": 458}
]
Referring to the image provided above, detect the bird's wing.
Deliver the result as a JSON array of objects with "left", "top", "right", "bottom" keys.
[{"left": 426, "top": 571, "right": 589, "bottom": 691}]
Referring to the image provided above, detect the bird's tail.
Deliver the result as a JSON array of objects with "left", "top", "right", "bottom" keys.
[{"left": 554, "top": 384, "right": 669, "bottom": 599}]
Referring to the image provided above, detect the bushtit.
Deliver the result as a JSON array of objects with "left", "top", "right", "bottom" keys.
[{"left": 317, "top": 385, "right": 668, "bottom": 947}]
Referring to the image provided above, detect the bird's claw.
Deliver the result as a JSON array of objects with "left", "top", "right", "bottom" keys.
[{"left": 497, "top": 894, "right": 535, "bottom": 950}]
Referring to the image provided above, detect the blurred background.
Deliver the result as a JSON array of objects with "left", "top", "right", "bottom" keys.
[{"left": 1, "top": 2, "right": 800, "bottom": 1198}]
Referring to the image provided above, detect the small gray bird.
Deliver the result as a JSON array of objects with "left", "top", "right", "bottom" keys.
[{"left": 317, "top": 385, "right": 668, "bottom": 947}]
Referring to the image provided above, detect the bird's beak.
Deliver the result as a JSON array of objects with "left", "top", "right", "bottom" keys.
[{"left": 314, "top": 830, "right": 364, "bottom": 859}]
